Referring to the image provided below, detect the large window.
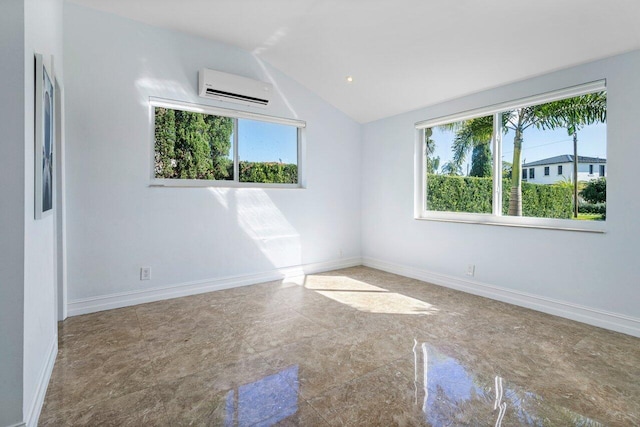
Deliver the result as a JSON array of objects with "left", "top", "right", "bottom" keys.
[
  {"left": 151, "top": 99, "right": 304, "bottom": 187},
  {"left": 417, "top": 81, "right": 607, "bottom": 231}
]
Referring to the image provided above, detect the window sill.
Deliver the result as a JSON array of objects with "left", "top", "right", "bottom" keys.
[
  {"left": 416, "top": 211, "right": 606, "bottom": 233},
  {"left": 150, "top": 178, "right": 304, "bottom": 189}
]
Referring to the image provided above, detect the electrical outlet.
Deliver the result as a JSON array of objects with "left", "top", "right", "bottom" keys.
[
  {"left": 466, "top": 264, "right": 475, "bottom": 277},
  {"left": 140, "top": 267, "right": 151, "bottom": 281}
]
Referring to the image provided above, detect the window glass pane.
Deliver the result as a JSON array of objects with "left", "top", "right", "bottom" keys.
[
  {"left": 500, "top": 91, "right": 606, "bottom": 221},
  {"left": 425, "top": 115, "right": 494, "bottom": 214},
  {"left": 238, "top": 119, "right": 298, "bottom": 184},
  {"left": 154, "top": 107, "right": 233, "bottom": 180}
]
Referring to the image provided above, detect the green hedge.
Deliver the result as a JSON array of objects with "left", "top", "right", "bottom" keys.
[
  {"left": 426, "top": 175, "right": 493, "bottom": 213},
  {"left": 427, "top": 174, "right": 573, "bottom": 219},
  {"left": 578, "top": 202, "right": 606, "bottom": 215},
  {"left": 239, "top": 161, "right": 298, "bottom": 184},
  {"left": 518, "top": 181, "right": 573, "bottom": 219}
]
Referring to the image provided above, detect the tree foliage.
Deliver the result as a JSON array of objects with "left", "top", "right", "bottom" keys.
[
  {"left": 439, "top": 115, "right": 493, "bottom": 177},
  {"left": 470, "top": 143, "right": 492, "bottom": 177},
  {"left": 239, "top": 161, "right": 298, "bottom": 184},
  {"left": 580, "top": 178, "right": 606, "bottom": 204},
  {"left": 425, "top": 128, "right": 441, "bottom": 174},
  {"left": 154, "top": 107, "right": 233, "bottom": 180},
  {"left": 442, "top": 161, "right": 462, "bottom": 176}
]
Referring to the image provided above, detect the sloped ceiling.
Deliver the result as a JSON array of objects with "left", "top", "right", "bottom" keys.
[{"left": 67, "top": 0, "right": 640, "bottom": 123}]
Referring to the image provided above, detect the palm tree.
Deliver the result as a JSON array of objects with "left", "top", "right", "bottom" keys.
[
  {"left": 440, "top": 115, "right": 493, "bottom": 177},
  {"left": 425, "top": 128, "right": 441, "bottom": 174},
  {"left": 442, "top": 160, "right": 462, "bottom": 176},
  {"left": 536, "top": 92, "right": 607, "bottom": 217},
  {"left": 442, "top": 92, "right": 606, "bottom": 216}
]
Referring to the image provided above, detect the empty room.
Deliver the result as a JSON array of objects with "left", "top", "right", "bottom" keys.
[{"left": 2, "top": 0, "right": 640, "bottom": 426}]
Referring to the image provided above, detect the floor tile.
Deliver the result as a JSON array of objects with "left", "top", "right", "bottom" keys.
[
  {"left": 40, "top": 387, "right": 168, "bottom": 427},
  {"left": 307, "top": 364, "right": 429, "bottom": 426},
  {"left": 41, "top": 266, "right": 640, "bottom": 426}
]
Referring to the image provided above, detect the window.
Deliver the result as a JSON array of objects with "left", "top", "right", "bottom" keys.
[
  {"left": 599, "top": 164, "right": 605, "bottom": 176},
  {"left": 589, "top": 164, "right": 594, "bottom": 175},
  {"left": 151, "top": 99, "right": 304, "bottom": 187},
  {"left": 416, "top": 81, "right": 607, "bottom": 231}
]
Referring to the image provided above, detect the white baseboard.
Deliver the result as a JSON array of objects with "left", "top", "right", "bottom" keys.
[
  {"left": 67, "top": 257, "right": 362, "bottom": 317},
  {"left": 362, "top": 257, "right": 640, "bottom": 338},
  {"left": 24, "top": 335, "right": 57, "bottom": 427}
]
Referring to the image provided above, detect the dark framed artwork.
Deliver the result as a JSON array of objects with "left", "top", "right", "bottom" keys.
[{"left": 35, "top": 53, "right": 54, "bottom": 219}]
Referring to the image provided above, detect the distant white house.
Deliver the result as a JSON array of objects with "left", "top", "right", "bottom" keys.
[{"left": 522, "top": 155, "right": 606, "bottom": 185}]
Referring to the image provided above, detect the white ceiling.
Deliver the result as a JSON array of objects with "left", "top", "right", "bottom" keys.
[{"left": 68, "top": 0, "right": 640, "bottom": 123}]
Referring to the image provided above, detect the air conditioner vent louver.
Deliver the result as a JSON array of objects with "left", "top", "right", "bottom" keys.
[
  {"left": 205, "top": 88, "right": 269, "bottom": 106},
  {"left": 199, "top": 68, "right": 272, "bottom": 108}
]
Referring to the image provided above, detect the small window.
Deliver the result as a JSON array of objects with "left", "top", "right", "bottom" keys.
[
  {"left": 589, "top": 164, "right": 594, "bottom": 175},
  {"left": 522, "top": 169, "right": 527, "bottom": 180},
  {"left": 544, "top": 166, "right": 550, "bottom": 176},
  {"left": 599, "top": 164, "right": 605, "bottom": 176},
  {"left": 558, "top": 165, "right": 563, "bottom": 175},
  {"left": 151, "top": 100, "right": 304, "bottom": 186},
  {"left": 529, "top": 168, "right": 535, "bottom": 179}
]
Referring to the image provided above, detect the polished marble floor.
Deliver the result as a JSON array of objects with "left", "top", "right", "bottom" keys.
[{"left": 41, "top": 267, "right": 639, "bottom": 426}]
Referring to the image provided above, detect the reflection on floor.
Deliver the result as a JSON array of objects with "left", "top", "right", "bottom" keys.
[
  {"left": 413, "top": 342, "right": 605, "bottom": 426},
  {"left": 225, "top": 366, "right": 299, "bottom": 426},
  {"left": 40, "top": 266, "right": 639, "bottom": 426}
]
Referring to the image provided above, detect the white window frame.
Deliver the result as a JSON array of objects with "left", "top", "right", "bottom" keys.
[
  {"left": 414, "top": 80, "right": 606, "bottom": 233},
  {"left": 149, "top": 97, "right": 306, "bottom": 189}
]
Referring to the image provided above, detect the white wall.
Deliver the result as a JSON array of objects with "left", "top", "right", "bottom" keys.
[
  {"left": 524, "top": 163, "right": 569, "bottom": 185},
  {"left": 63, "top": 4, "right": 361, "bottom": 307},
  {"left": 0, "top": 1, "right": 26, "bottom": 424},
  {"left": 362, "top": 50, "right": 640, "bottom": 336},
  {"left": 23, "top": 0, "right": 64, "bottom": 425}
]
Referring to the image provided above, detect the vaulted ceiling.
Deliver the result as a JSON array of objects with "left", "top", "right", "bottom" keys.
[{"left": 68, "top": 0, "right": 640, "bottom": 123}]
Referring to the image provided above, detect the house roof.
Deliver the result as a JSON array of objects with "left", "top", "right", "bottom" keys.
[{"left": 522, "top": 155, "right": 606, "bottom": 167}]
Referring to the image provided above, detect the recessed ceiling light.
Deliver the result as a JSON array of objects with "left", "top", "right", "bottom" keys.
[{"left": 346, "top": 76, "right": 353, "bottom": 83}]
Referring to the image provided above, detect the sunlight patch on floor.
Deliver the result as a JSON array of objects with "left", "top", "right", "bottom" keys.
[{"left": 305, "top": 275, "right": 438, "bottom": 315}]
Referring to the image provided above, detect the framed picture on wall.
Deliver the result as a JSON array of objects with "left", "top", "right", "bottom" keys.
[{"left": 35, "top": 53, "right": 54, "bottom": 219}]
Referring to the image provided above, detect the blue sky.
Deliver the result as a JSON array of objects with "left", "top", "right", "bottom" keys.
[{"left": 430, "top": 120, "right": 606, "bottom": 175}]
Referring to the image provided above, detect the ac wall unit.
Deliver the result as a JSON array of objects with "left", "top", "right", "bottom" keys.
[{"left": 198, "top": 68, "right": 272, "bottom": 108}]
